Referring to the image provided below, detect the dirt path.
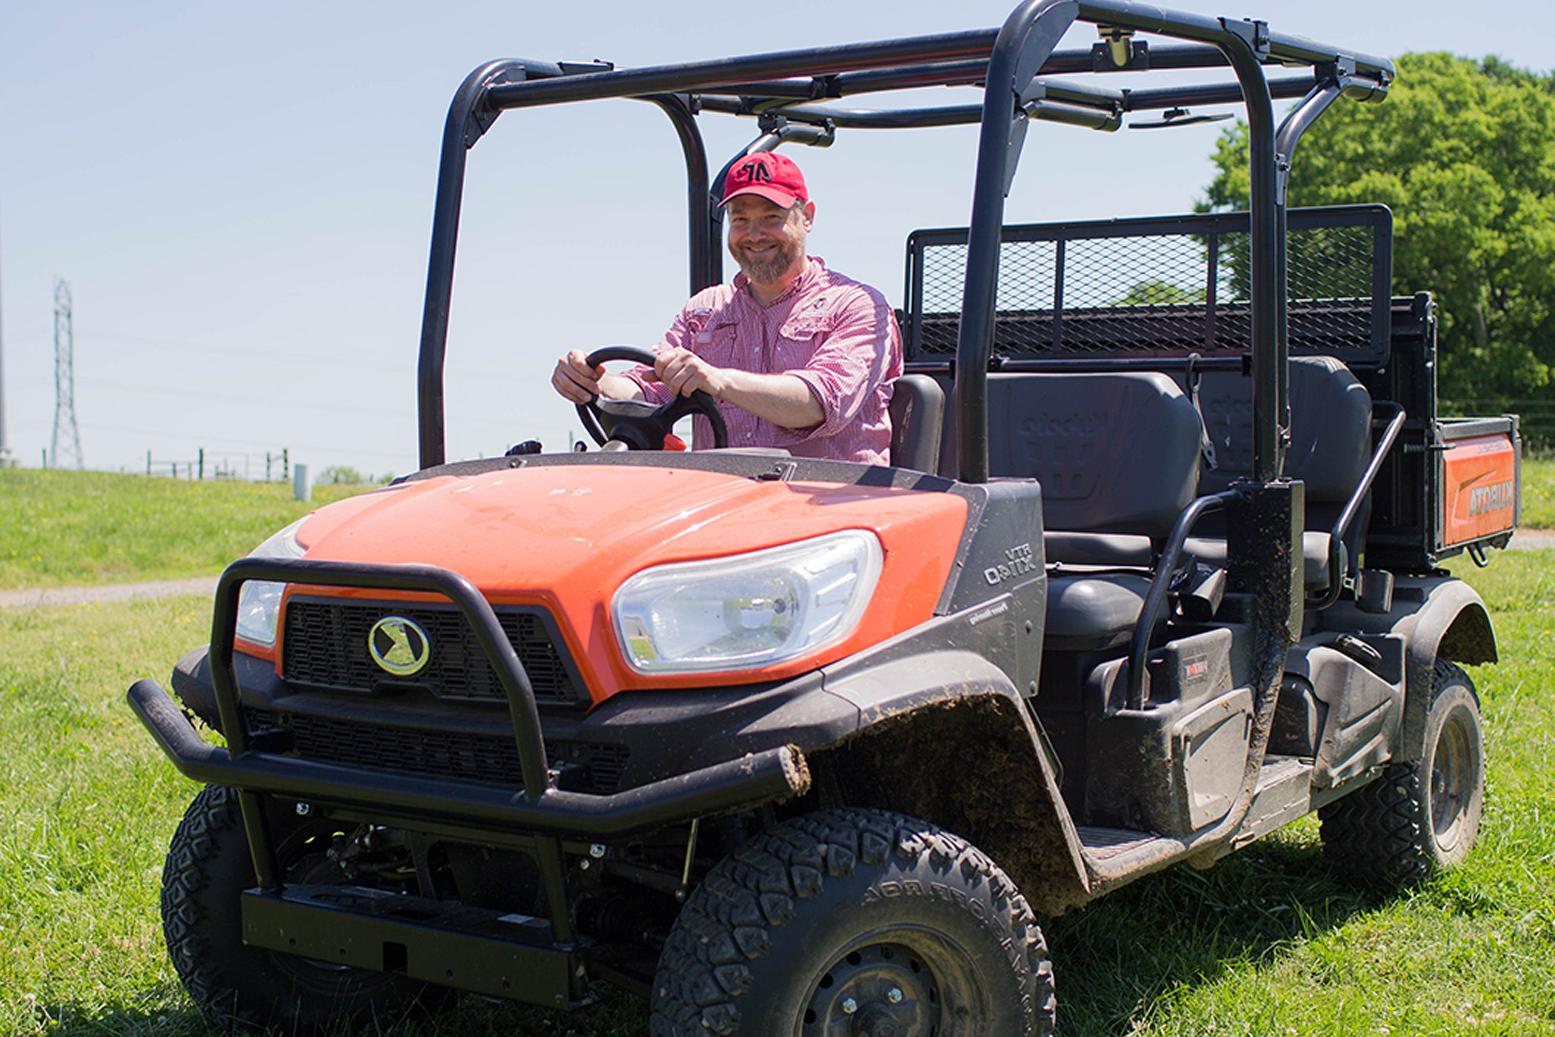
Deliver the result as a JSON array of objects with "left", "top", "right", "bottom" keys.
[
  {"left": 3, "top": 530, "right": 1554, "bottom": 610},
  {"left": 0, "top": 576, "right": 218, "bottom": 609}
]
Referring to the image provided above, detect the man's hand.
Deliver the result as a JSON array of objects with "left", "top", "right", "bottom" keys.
[
  {"left": 652, "top": 347, "right": 728, "bottom": 399},
  {"left": 552, "top": 350, "right": 605, "bottom": 404}
]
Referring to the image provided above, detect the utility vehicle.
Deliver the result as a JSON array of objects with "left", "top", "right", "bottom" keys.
[{"left": 130, "top": 3, "right": 1522, "bottom": 1034}]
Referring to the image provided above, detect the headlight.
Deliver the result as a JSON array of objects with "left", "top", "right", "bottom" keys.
[
  {"left": 234, "top": 517, "right": 308, "bottom": 647},
  {"left": 612, "top": 530, "right": 883, "bottom": 675}
]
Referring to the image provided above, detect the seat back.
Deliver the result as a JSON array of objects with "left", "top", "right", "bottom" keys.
[
  {"left": 939, "top": 371, "right": 1203, "bottom": 538},
  {"left": 1198, "top": 356, "right": 1372, "bottom": 507},
  {"left": 888, "top": 373, "right": 945, "bottom": 473}
]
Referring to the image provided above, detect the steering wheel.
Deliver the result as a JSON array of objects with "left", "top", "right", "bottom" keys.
[{"left": 575, "top": 345, "right": 729, "bottom": 450}]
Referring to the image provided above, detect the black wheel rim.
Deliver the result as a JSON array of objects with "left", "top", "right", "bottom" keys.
[
  {"left": 800, "top": 929, "right": 984, "bottom": 1036},
  {"left": 1430, "top": 703, "right": 1478, "bottom": 852}
]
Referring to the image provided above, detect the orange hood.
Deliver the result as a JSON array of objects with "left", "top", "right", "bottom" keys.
[{"left": 280, "top": 464, "right": 967, "bottom": 699}]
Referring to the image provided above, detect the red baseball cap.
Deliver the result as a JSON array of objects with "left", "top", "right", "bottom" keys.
[{"left": 721, "top": 152, "right": 809, "bottom": 208}]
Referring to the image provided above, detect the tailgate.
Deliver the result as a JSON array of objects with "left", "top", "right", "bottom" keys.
[{"left": 1437, "top": 416, "right": 1521, "bottom": 552}]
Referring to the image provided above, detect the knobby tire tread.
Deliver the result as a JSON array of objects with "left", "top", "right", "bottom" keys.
[
  {"left": 647, "top": 807, "right": 1054, "bottom": 1036},
  {"left": 1318, "top": 659, "right": 1478, "bottom": 887}
]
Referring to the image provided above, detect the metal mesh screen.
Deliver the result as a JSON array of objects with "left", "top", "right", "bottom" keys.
[
  {"left": 282, "top": 597, "right": 584, "bottom": 706},
  {"left": 906, "top": 206, "right": 1391, "bottom": 365},
  {"left": 247, "top": 709, "right": 630, "bottom": 792}
]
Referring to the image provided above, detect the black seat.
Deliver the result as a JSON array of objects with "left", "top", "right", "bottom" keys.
[
  {"left": 888, "top": 373, "right": 945, "bottom": 473},
  {"left": 1187, "top": 356, "right": 1373, "bottom": 591},
  {"left": 941, "top": 372, "right": 1204, "bottom": 649}
]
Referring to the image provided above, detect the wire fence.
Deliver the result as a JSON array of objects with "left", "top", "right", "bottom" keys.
[
  {"left": 142, "top": 448, "right": 293, "bottom": 482},
  {"left": 1442, "top": 399, "right": 1555, "bottom": 453}
]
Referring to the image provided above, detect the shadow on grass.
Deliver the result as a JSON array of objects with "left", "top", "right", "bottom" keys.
[
  {"left": 32, "top": 984, "right": 646, "bottom": 1037},
  {"left": 1048, "top": 830, "right": 1378, "bottom": 1036},
  {"left": 39, "top": 839, "right": 1370, "bottom": 1037}
]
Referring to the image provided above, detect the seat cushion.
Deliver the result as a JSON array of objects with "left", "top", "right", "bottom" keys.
[
  {"left": 1045, "top": 573, "right": 1152, "bottom": 651},
  {"left": 1186, "top": 531, "right": 1335, "bottom": 591},
  {"left": 888, "top": 373, "right": 945, "bottom": 473},
  {"left": 1043, "top": 531, "right": 1153, "bottom": 568}
]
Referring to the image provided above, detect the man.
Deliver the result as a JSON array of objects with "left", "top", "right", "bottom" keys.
[{"left": 551, "top": 152, "right": 902, "bottom": 464}]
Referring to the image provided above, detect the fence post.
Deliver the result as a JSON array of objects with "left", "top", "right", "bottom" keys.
[
  {"left": 283, "top": 448, "right": 290, "bottom": 481},
  {"left": 197, "top": 448, "right": 204, "bottom": 480}
]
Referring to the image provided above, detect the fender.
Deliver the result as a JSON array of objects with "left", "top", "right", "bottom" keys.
[
  {"left": 1322, "top": 575, "right": 1496, "bottom": 765},
  {"left": 806, "top": 640, "right": 1091, "bottom": 915},
  {"left": 1397, "top": 577, "right": 1496, "bottom": 762}
]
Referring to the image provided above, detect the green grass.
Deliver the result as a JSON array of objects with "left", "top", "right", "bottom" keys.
[
  {"left": 1, "top": 556, "right": 1551, "bottom": 1035},
  {"left": 1523, "top": 456, "right": 1555, "bottom": 529},
  {"left": 4, "top": 455, "right": 1549, "bottom": 597},
  {"left": 0, "top": 471, "right": 372, "bottom": 589}
]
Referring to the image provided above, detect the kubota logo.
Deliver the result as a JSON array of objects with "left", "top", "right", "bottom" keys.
[
  {"left": 368, "top": 616, "right": 431, "bottom": 677},
  {"left": 1467, "top": 480, "right": 1514, "bottom": 517}
]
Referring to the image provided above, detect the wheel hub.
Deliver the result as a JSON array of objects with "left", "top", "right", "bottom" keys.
[
  {"left": 803, "top": 943, "right": 939, "bottom": 1036},
  {"left": 1431, "top": 709, "right": 1474, "bottom": 848}
]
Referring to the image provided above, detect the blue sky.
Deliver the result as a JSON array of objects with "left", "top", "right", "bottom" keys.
[{"left": 1, "top": 1, "right": 1549, "bottom": 479}]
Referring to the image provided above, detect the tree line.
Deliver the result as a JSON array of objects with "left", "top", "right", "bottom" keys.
[{"left": 1200, "top": 52, "right": 1555, "bottom": 428}]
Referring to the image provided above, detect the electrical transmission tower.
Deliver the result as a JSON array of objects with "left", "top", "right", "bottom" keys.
[
  {"left": 51, "top": 278, "right": 83, "bottom": 469},
  {"left": 0, "top": 230, "right": 12, "bottom": 468}
]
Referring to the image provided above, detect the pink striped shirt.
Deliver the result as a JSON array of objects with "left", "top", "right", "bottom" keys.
[{"left": 621, "top": 257, "right": 902, "bottom": 465}]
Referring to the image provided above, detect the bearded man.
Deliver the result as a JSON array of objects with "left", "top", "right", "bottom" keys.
[{"left": 550, "top": 152, "right": 902, "bottom": 464}]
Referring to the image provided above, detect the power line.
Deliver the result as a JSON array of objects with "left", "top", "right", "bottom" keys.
[{"left": 50, "top": 278, "right": 83, "bottom": 469}]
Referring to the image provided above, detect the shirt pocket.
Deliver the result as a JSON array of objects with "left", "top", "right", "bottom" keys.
[
  {"left": 779, "top": 309, "right": 836, "bottom": 343},
  {"left": 693, "top": 321, "right": 739, "bottom": 366}
]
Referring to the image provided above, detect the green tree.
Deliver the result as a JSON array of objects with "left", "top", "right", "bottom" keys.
[
  {"left": 1202, "top": 52, "right": 1555, "bottom": 403},
  {"left": 317, "top": 465, "right": 365, "bottom": 485},
  {"left": 1113, "top": 278, "right": 1206, "bottom": 306}
]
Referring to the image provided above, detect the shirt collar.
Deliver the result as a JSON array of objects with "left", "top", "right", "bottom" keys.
[{"left": 733, "top": 255, "right": 825, "bottom": 308}]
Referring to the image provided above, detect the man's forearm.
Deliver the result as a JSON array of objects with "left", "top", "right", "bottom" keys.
[
  {"left": 718, "top": 370, "right": 824, "bottom": 429},
  {"left": 599, "top": 372, "right": 646, "bottom": 401}
]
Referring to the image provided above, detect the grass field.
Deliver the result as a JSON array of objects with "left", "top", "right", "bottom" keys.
[
  {"left": 1, "top": 551, "right": 1552, "bottom": 1036},
  {"left": 3, "top": 460, "right": 1552, "bottom": 593},
  {"left": 1524, "top": 456, "right": 1555, "bottom": 529},
  {"left": 0, "top": 470, "right": 371, "bottom": 589}
]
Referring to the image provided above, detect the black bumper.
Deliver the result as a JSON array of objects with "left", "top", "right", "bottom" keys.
[
  {"left": 129, "top": 677, "right": 808, "bottom": 837},
  {"left": 129, "top": 557, "right": 811, "bottom": 1009}
]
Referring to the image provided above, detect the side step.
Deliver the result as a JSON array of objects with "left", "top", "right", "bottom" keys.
[
  {"left": 1077, "top": 756, "right": 1322, "bottom": 889},
  {"left": 242, "top": 883, "right": 594, "bottom": 1007}
]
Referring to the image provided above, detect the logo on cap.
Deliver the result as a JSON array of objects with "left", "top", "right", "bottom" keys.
[
  {"left": 720, "top": 152, "right": 808, "bottom": 207},
  {"left": 736, "top": 160, "right": 773, "bottom": 184}
]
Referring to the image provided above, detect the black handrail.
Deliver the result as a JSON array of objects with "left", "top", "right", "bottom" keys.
[
  {"left": 1309, "top": 403, "right": 1407, "bottom": 610},
  {"left": 1125, "top": 489, "right": 1242, "bottom": 709}
]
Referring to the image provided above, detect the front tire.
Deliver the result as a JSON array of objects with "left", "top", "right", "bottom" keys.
[
  {"left": 1319, "top": 659, "right": 1486, "bottom": 887},
  {"left": 160, "top": 784, "right": 445, "bottom": 1033},
  {"left": 649, "top": 808, "right": 1054, "bottom": 1036}
]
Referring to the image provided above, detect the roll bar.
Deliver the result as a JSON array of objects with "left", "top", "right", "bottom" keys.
[{"left": 413, "top": 3, "right": 1393, "bottom": 473}]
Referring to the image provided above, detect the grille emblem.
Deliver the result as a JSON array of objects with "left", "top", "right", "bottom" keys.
[{"left": 368, "top": 616, "right": 431, "bottom": 677}]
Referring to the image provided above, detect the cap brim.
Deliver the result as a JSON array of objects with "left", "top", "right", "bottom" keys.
[{"left": 720, "top": 184, "right": 802, "bottom": 208}]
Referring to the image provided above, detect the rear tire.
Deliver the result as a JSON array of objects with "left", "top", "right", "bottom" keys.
[
  {"left": 1319, "top": 659, "right": 1485, "bottom": 887},
  {"left": 648, "top": 807, "right": 1054, "bottom": 1036},
  {"left": 160, "top": 784, "right": 447, "bottom": 1034}
]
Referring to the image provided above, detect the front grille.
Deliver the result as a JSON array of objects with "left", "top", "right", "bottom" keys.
[
  {"left": 246, "top": 709, "right": 629, "bottom": 793},
  {"left": 282, "top": 598, "right": 581, "bottom": 705}
]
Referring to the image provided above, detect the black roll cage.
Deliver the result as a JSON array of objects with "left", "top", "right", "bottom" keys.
[{"left": 414, "top": 0, "right": 1392, "bottom": 482}]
